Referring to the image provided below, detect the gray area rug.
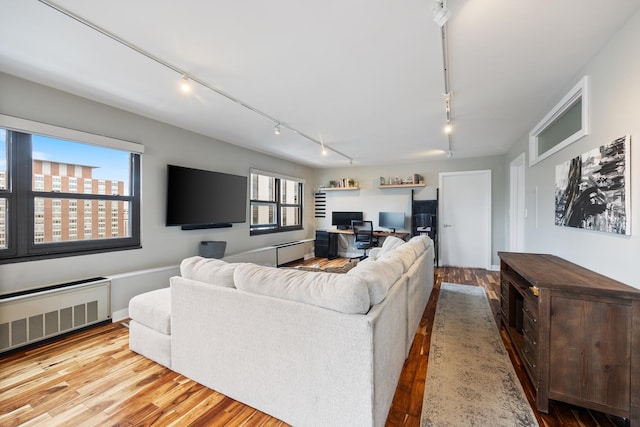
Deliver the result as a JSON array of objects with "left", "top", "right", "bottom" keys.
[{"left": 421, "top": 283, "right": 538, "bottom": 427}]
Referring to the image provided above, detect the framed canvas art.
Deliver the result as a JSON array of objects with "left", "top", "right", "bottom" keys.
[{"left": 555, "top": 135, "right": 630, "bottom": 235}]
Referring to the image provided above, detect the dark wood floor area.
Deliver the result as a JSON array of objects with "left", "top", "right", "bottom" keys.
[{"left": 0, "top": 261, "right": 630, "bottom": 426}]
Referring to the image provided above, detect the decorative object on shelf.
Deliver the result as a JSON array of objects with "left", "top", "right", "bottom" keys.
[
  {"left": 555, "top": 135, "right": 630, "bottom": 235},
  {"left": 323, "top": 178, "right": 359, "bottom": 190},
  {"left": 378, "top": 173, "right": 425, "bottom": 188}
]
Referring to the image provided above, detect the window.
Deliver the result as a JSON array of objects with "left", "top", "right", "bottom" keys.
[
  {"left": 0, "top": 116, "right": 142, "bottom": 263},
  {"left": 250, "top": 170, "right": 303, "bottom": 234},
  {"left": 529, "top": 76, "right": 589, "bottom": 166}
]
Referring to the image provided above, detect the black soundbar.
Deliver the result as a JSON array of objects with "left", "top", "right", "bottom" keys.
[{"left": 181, "top": 223, "right": 233, "bottom": 230}]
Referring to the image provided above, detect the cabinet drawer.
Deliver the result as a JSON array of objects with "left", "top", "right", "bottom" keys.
[
  {"left": 522, "top": 337, "right": 538, "bottom": 383},
  {"left": 523, "top": 308, "right": 538, "bottom": 336},
  {"left": 523, "top": 296, "right": 538, "bottom": 322}
]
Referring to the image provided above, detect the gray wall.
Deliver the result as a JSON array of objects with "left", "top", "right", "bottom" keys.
[
  {"left": 504, "top": 9, "right": 640, "bottom": 288},
  {"left": 0, "top": 72, "right": 317, "bottom": 296},
  {"left": 314, "top": 155, "right": 507, "bottom": 266}
]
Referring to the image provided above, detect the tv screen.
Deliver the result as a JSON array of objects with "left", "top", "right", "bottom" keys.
[
  {"left": 166, "top": 164, "right": 247, "bottom": 229},
  {"left": 331, "top": 211, "right": 363, "bottom": 229},
  {"left": 379, "top": 211, "right": 405, "bottom": 232}
]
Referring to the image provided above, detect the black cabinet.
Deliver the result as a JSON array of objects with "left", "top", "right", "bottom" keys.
[{"left": 315, "top": 230, "right": 338, "bottom": 259}]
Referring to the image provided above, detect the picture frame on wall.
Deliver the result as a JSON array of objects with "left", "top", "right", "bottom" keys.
[{"left": 555, "top": 135, "right": 631, "bottom": 235}]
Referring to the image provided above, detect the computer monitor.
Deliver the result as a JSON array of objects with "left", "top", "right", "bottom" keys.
[
  {"left": 378, "top": 211, "right": 405, "bottom": 233},
  {"left": 331, "top": 211, "right": 363, "bottom": 230}
]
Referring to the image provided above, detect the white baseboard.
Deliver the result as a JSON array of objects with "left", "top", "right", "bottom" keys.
[
  {"left": 490, "top": 264, "right": 500, "bottom": 271},
  {"left": 112, "top": 307, "right": 129, "bottom": 322}
]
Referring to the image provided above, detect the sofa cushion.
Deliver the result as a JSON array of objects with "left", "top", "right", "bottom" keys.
[
  {"left": 180, "top": 256, "right": 242, "bottom": 288},
  {"left": 408, "top": 235, "right": 431, "bottom": 250},
  {"left": 403, "top": 238, "right": 426, "bottom": 258},
  {"left": 369, "top": 236, "right": 405, "bottom": 260},
  {"left": 381, "top": 243, "right": 417, "bottom": 270},
  {"left": 234, "top": 263, "right": 371, "bottom": 314},
  {"left": 129, "top": 288, "right": 171, "bottom": 334},
  {"left": 347, "top": 255, "right": 404, "bottom": 304}
]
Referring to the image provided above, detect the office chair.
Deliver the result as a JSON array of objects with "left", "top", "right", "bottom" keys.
[{"left": 351, "top": 220, "right": 374, "bottom": 258}]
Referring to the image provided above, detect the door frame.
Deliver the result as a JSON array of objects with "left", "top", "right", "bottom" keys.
[
  {"left": 509, "top": 153, "right": 526, "bottom": 251},
  {"left": 438, "top": 170, "right": 492, "bottom": 269}
]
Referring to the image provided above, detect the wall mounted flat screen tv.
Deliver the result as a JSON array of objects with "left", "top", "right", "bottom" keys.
[
  {"left": 379, "top": 211, "right": 405, "bottom": 232},
  {"left": 331, "top": 211, "right": 363, "bottom": 230},
  {"left": 166, "top": 164, "right": 247, "bottom": 230}
]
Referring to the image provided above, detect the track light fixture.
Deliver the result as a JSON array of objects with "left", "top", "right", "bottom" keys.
[
  {"left": 433, "top": 0, "right": 451, "bottom": 27},
  {"left": 443, "top": 93, "right": 451, "bottom": 113},
  {"left": 320, "top": 140, "right": 328, "bottom": 155},
  {"left": 179, "top": 76, "right": 192, "bottom": 94},
  {"left": 273, "top": 123, "right": 281, "bottom": 135},
  {"left": 444, "top": 122, "right": 453, "bottom": 134}
]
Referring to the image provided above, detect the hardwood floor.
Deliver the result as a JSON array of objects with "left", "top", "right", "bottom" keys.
[{"left": 0, "top": 262, "right": 629, "bottom": 426}]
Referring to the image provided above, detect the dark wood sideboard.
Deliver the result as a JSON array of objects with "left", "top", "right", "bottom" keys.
[{"left": 498, "top": 252, "right": 640, "bottom": 425}]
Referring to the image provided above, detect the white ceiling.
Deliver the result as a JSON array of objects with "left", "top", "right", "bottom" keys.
[{"left": 1, "top": 0, "right": 639, "bottom": 168}]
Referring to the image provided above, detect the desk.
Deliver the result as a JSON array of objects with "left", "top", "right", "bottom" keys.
[{"left": 327, "top": 228, "right": 410, "bottom": 240}]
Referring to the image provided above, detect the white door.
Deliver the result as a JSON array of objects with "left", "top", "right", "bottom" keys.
[
  {"left": 439, "top": 170, "right": 491, "bottom": 269},
  {"left": 509, "top": 153, "right": 525, "bottom": 251}
]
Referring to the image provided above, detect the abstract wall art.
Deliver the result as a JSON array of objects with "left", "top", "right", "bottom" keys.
[{"left": 555, "top": 135, "right": 630, "bottom": 235}]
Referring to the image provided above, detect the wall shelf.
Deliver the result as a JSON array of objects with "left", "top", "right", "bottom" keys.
[
  {"left": 378, "top": 183, "right": 426, "bottom": 189},
  {"left": 319, "top": 186, "right": 360, "bottom": 191}
]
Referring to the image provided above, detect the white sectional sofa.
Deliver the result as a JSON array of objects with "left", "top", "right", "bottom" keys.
[{"left": 128, "top": 235, "right": 434, "bottom": 427}]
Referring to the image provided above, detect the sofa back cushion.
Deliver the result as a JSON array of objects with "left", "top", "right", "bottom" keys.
[
  {"left": 408, "top": 235, "right": 432, "bottom": 250},
  {"left": 234, "top": 263, "right": 371, "bottom": 314},
  {"left": 180, "top": 256, "right": 242, "bottom": 288},
  {"left": 347, "top": 256, "right": 404, "bottom": 305},
  {"left": 368, "top": 235, "right": 405, "bottom": 261}
]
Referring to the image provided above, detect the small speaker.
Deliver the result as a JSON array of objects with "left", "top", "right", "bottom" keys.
[{"left": 199, "top": 241, "right": 227, "bottom": 259}]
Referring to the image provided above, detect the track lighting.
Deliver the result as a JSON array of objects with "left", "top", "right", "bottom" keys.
[
  {"left": 321, "top": 141, "right": 328, "bottom": 155},
  {"left": 179, "top": 76, "right": 192, "bottom": 94},
  {"left": 444, "top": 122, "right": 453, "bottom": 134},
  {"left": 38, "top": 1, "right": 355, "bottom": 163}
]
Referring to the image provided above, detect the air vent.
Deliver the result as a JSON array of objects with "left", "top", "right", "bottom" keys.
[{"left": 0, "top": 278, "right": 111, "bottom": 352}]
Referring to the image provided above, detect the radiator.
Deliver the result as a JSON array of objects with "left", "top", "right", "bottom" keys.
[
  {"left": 0, "top": 278, "right": 111, "bottom": 353},
  {"left": 276, "top": 240, "right": 314, "bottom": 265}
]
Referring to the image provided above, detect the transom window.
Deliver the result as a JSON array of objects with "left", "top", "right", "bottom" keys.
[
  {"left": 0, "top": 115, "right": 142, "bottom": 263},
  {"left": 529, "top": 76, "right": 589, "bottom": 166},
  {"left": 250, "top": 170, "right": 303, "bottom": 235}
]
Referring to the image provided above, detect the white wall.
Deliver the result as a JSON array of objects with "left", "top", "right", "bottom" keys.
[
  {"left": 505, "top": 9, "right": 640, "bottom": 288},
  {"left": 0, "top": 73, "right": 317, "bottom": 298},
  {"left": 314, "top": 155, "right": 507, "bottom": 265}
]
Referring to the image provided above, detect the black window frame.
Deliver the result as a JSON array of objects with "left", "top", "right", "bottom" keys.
[
  {"left": 249, "top": 171, "right": 303, "bottom": 235},
  {"left": 0, "top": 129, "right": 141, "bottom": 264}
]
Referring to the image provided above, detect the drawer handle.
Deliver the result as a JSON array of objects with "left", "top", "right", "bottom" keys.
[
  {"left": 523, "top": 308, "right": 537, "bottom": 323},
  {"left": 524, "top": 334, "right": 537, "bottom": 346},
  {"left": 523, "top": 348, "right": 537, "bottom": 369}
]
